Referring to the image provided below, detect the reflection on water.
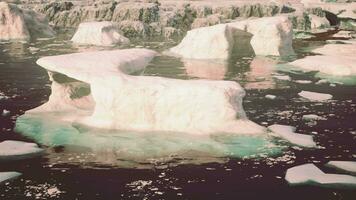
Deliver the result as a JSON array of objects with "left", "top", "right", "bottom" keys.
[
  {"left": 244, "top": 56, "right": 278, "bottom": 89},
  {"left": 183, "top": 59, "right": 228, "bottom": 80}
]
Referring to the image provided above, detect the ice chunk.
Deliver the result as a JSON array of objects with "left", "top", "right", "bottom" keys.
[
  {"left": 71, "top": 21, "right": 130, "bottom": 46},
  {"left": 302, "top": 114, "right": 326, "bottom": 121},
  {"left": 0, "top": 140, "right": 44, "bottom": 161},
  {"left": 0, "top": 172, "right": 22, "bottom": 184},
  {"left": 31, "top": 48, "right": 265, "bottom": 135},
  {"left": 0, "top": 2, "right": 30, "bottom": 40},
  {"left": 0, "top": 2, "right": 54, "bottom": 41},
  {"left": 167, "top": 24, "right": 235, "bottom": 59},
  {"left": 285, "top": 163, "right": 356, "bottom": 188},
  {"left": 268, "top": 124, "right": 317, "bottom": 148},
  {"left": 326, "top": 161, "right": 356, "bottom": 174},
  {"left": 295, "top": 80, "right": 312, "bottom": 84},
  {"left": 168, "top": 16, "right": 294, "bottom": 59},
  {"left": 298, "top": 91, "right": 332, "bottom": 101},
  {"left": 289, "top": 43, "right": 356, "bottom": 76},
  {"left": 265, "top": 95, "right": 277, "bottom": 100},
  {"left": 2, "top": 109, "right": 10, "bottom": 116}
]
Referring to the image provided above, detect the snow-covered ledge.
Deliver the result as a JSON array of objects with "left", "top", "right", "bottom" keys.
[{"left": 24, "top": 48, "right": 264, "bottom": 135}]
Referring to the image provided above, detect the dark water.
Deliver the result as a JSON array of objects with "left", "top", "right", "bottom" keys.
[{"left": 0, "top": 30, "right": 356, "bottom": 199}]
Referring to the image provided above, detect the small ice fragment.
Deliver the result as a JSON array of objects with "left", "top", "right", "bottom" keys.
[
  {"left": 285, "top": 163, "right": 356, "bottom": 188},
  {"left": 2, "top": 109, "right": 10, "bottom": 116},
  {"left": 273, "top": 75, "right": 291, "bottom": 81},
  {"left": 295, "top": 80, "right": 312, "bottom": 84},
  {"left": 302, "top": 114, "right": 326, "bottom": 121},
  {"left": 268, "top": 124, "right": 317, "bottom": 148},
  {"left": 316, "top": 79, "right": 328, "bottom": 85},
  {"left": 326, "top": 161, "right": 356, "bottom": 174},
  {"left": 0, "top": 172, "right": 22, "bottom": 184},
  {"left": 298, "top": 91, "right": 332, "bottom": 101},
  {"left": 265, "top": 94, "right": 276, "bottom": 100}
]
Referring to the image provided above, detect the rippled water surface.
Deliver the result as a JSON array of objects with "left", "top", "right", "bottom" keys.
[{"left": 0, "top": 30, "right": 356, "bottom": 199}]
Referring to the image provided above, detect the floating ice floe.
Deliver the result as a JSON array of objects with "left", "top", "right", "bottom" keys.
[
  {"left": 0, "top": 172, "right": 22, "bottom": 184},
  {"left": 0, "top": 140, "right": 44, "bottom": 161},
  {"left": 285, "top": 163, "right": 356, "bottom": 188},
  {"left": 268, "top": 124, "right": 317, "bottom": 148},
  {"left": 288, "top": 43, "right": 356, "bottom": 77},
  {"left": 167, "top": 16, "right": 294, "bottom": 59},
  {"left": 298, "top": 91, "right": 332, "bottom": 101},
  {"left": 302, "top": 114, "right": 326, "bottom": 121},
  {"left": 295, "top": 80, "right": 312, "bottom": 84},
  {"left": 326, "top": 161, "right": 356, "bottom": 174},
  {"left": 71, "top": 21, "right": 130, "bottom": 46}
]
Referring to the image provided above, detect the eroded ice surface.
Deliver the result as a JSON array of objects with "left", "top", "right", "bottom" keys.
[
  {"left": 298, "top": 91, "right": 332, "bottom": 101},
  {"left": 71, "top": 21, "right": 130, "bottom": 46},
  {"left": 0, "top": 140, "right": 44, "bottom": 161},
  {"left": 0, "top": 172, "right": 22, "bottom": 184},
  {"left": 268, "top": 124, "right": 317, "bottom": 148},
  {"left": 326, "top": 161, "right": 356, "bottom": 174},
  {"left": 285, "top": 163, "right": 356, "bottom": 188}
]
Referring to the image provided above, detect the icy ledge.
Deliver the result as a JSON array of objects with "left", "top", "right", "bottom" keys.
[
  {"left": 285, "top": 163, "right": 356, "bottom": 189},
  {"left": 326, "top": 161, "right": 356, "bottom": 175},
  {"left": 29, "top": 48, "right": 264, "bottom": 135}
]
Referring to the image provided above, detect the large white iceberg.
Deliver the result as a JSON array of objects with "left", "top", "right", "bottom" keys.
[
  {"left": 168, "top": 16, "right": 294, "bottom": 59},
  {"left": 0, "top": 172, "right": 22, "bottom": 184},
  {"left": 0, "top": 140, "right": 44, "bottom": 161},
  {"left": 0, "top": 2, "right": 54, "bottom": 41},
  {"left": 31, "top": 48, "right": 264, "bottom": 135},
  {"left": 71, "top": 21, "right": 130, "bottom": 46},
  {"left": 268, "top": 124, "right": 317, "bottom": 148},
  {"left": 285, "top": 163, "right": 356, "bottom": 188}
]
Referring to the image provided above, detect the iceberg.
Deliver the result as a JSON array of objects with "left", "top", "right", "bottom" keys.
[
  {"left": 28, "top": 48, "right": 265, "bottom": 135},
  {"left": 0, "top": 2, "right": 54, "bottom": 41},
  {"left": 168, "top": 16, "right": 294, "bottom": 59},
  {"left": 0, "top": 140, "right": 44, "bottom": 161},
  {"left": 285, "top": 163, "right": 356, "bottom": 189},
  {"left": 298, "top": 91, "right": 333, "bottom": 101},
  {"left": 268, "top": 124, "right": 317, "bottom": 148},
  {"left": 0, "top": 172, "right": 22, "bottom": 184},
  {"left": 326, "top": 161, "right": 356, "bottom": 174},
  {"left": 71, "top": 21, "right": 130, "bottom": 46},
  {"left": 14, "top": 48, "right": 290, "bottom": 166}
]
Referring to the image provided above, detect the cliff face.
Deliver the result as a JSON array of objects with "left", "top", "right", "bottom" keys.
[{"left": 15, "top": 0, "right": 352, "bottom": 39}]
